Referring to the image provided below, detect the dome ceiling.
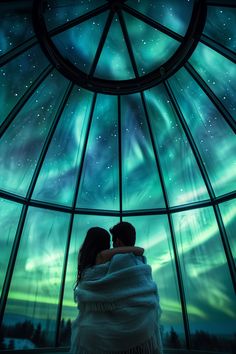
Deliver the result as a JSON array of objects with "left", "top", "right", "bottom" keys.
[
  {"left": 0, "top": 0, "right": 236, "bottom": 351},
  {"left": 34, "top": 0, "right": 205, "bottom": 93}
]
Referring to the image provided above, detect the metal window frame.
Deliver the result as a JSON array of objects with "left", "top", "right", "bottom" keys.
[{"left": 32, "top": 0, "right": 207, "bottom": 94}]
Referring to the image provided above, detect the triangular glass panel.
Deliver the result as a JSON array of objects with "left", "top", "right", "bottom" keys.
[
  {"left": 76, "top": 94, "right": 119, "bottom": 210},
  {"left": 121, "top": 93, "right": 165, "bottom": 210},
  {"left": 203, "top": 7, "right": 236, "bottom": 54},
  {"left": 32, "top": 87, "right": 94, "bottom": 207},
  {"left": 52, "top": 12, "right": 108, "bottom": 74},
  {"left": 126, "top": 0, "right": 193, "bottom": 36},
  {"left": 0, "top": 45, "right": 48, "bottom": 126},
  {"left": 144, "top": 84, "right": 209, "bottom": 207},
  {"left": 168, "top": 67, "right": 236, "bottom": 197},
  {"left": 189, "top": 42, "right": 236, "bottom": 120},
  {"left": 45, "top": 0, "right": 107, "bottom": 31},
  {"left": 95, "top": 14, "right": 135, "bottom": 80},
  {"left": 0, "top": 70, "right": 68, "bottom": 196},
  {"left": 123, "top": 12, "right": 179, "bottom": 76},
  {"left": 0, "top": 2, "right": 34, "bottom": 56}
]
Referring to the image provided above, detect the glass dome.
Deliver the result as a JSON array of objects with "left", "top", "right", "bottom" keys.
[{"left": 0, "top": 0, "right": 235, "bottom": 352}]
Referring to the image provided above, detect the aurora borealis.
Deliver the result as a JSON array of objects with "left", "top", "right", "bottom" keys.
[{"left": 0, "top": 0, "right": 236, "bottom": 351}]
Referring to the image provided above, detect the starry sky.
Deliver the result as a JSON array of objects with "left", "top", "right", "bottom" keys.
[{"left": 0, "top": 0, "right": 236, "bottom": 348}]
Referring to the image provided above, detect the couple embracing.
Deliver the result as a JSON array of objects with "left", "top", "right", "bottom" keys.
[{"left": 71, "top": 222, "right": 163, "bottom": 354}]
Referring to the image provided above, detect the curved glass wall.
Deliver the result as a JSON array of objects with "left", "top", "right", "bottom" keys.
[{"left": 0, "top": 0, "right": 235, "bottom": 352}]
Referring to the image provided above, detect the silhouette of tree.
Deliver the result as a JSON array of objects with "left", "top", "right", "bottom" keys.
[
  {"left": 60, "top": 318, "right": 71, "bottom": 345},
  {"left": 32, "top": 323, "right": 42, "bottom": 345},
  {"left": 8, "top": 339, "right": 15, "bottom": 350},
  {"left": 0, "top": 327, "right": 6, "bottom": 350},
  {"left": 64, "top": 319, "right": 71, "bottom": 345},
  {"left": 166, "top": 327, "right": 181, "bottom": 348}
]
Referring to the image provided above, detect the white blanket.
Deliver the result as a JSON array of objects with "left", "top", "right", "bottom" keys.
[{"left": 71, "top": 253, "right": 162, "bottom": 354}]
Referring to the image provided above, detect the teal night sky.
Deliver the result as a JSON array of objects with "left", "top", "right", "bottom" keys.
[{"left": 0, "top": 0, "right": 236, "bottom": 351}]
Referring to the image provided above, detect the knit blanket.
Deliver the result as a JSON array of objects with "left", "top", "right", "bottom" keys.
[{"left": 71, "top": 253, "right": 162, "bottom": 354}]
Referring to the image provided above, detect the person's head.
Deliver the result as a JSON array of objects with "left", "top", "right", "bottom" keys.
[
  {"left": 77, "top": 227, "right": 110, "bottom": 281},
  {"left": 110, "top": 222, "right": 136, "bottom": 247}
]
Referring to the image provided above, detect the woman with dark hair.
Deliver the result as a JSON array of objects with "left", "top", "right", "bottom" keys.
[
  {"left": 71, "top": 227, "right": 162, "bottom": 354},
  {"left": 76, "top": 227, "right": 110, "bottom": 283}
]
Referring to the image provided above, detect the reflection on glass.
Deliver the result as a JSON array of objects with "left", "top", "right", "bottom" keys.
[
  {"left": 124, "top": 215, "right": 185, "bottom": 347},
  {"left": 45, "top": 0, "right": 106, "bottom": 31},
  {"left": 172, "top": 207, "right": 236, "bottom": 349},
  {"left": 0, "top": 45, "right": 48, "bottom": 125},
  {"left": 126, "top": 0, "right": 193, "bottom": 36},
  {"left": 219, "top": 199, "right": 236, "bottom": 267},
  {"left": 0, "top": 70, "right": 68, "bottom": 196},
  {"left": 144, "top": 85, "right": 209, "bottom": 206},
  {"left": 0, "top": 2, "right": 33, "bottom": 56},
  {"left": 203, "top": 7, "right": 236, "bottom": 53},
  {"left": 60, "top": 214, "right": 119, "bottom": 345},
  {"left": 168, "top": 67, "right": 236, "bottom": 197},
  {"left": 2, "top": 207, "right": 70, "bottom": 348},
  {"left": 189, "top": 42, "right": 236, "bottom": 120},
  {"left": 121, "top": 93, "right": 165, "bottom": 210},
  {"left": 0, "top": 199, "right": 22, "bottom": 297},
  {"left": 95, "top": 15, "right": 135, "bottom": 80},
  {"left": 124, "top": 12, "right": 179, "bottom": 76},
  {"left": 52, "top": 12, "right": 108, "bottom": 74},
  {"left": 33, "top": 87, "right": 93, "bottom": 206},
  {"left": 77, "top": 94, "right": 119, "bottom": 210}
]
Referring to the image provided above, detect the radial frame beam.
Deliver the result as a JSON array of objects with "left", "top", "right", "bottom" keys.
[
  {"left": 54, "top": 93, "right": 97, "bottom": 347},
  {"left": 141, "top": 92, "right": 192, "bottom": 349},
  {"left": 89, "top": 10, "right": 115, "bottom": 76},
  {"left": 185, "top": 62, "right": 236, "bottom": 134},
  {"left": 0, "top": 37, "right": 38, "bottom": 67},
  {"left": 117, "top": 8, "right": 139, "bottom": 78},
  {"left": 118, "top": 95, "right": 123, "bottom": 219},
  {"left": 121, "top": 3, "right": 183, "bottom": 42},
  {"left": 0, "top": 64, "right": 53, "bottom": 139}
]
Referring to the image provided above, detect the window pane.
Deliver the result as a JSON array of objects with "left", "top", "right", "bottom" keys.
[
  {"left": 219, "top": 199, "right": 236, "bottom": 267},
  {"left": 124, "top": 12, "right": 179, "bottom": 76},
  {"left": 189, "top": 42, "right": 236, "bottom": 120},
  {"left": 126, "top": 0, "right": 193, "bottom": 36},
  {"left": 124, "top": 215, "right": 185, "bottom": 348},
  {"left": 0, "top": 71, "right": 69, "bottom": 196},
  {"left": 52, "top": 12, "right": 108, "bottom": 75},
  {"left": 0, "top": 45, "right": 49, "bottom": 125},
  {"left": 168, "top": 67, "right": 236, "bottom": 197},
  {"left": 95, "top": 15, "right": 135, "bottom": 80},
  {"left": 144, "top": 85, "right": 209, "bottom": 206},
  {"left": 0, "top": 199, "right": 22, "bottom": 297},
  {"left": 203, "top": 7, "right": 236, "bottom": 53},
  {"left": 2, "top": 207, "right": 70, "bottom": 349},
  {"left": 121, "top": 93, "right": 165, "bottom": 210},
  {"left": 45, "top": 0, "right": 106, "bottom": 31},
  {"left": 59, "top": 214, "right": 119, "bottom": 346},
  {"left": 172, "top": 207, "right": 236, "bottom": 350},
  {"left": 77, "top": 94, "right": 119, "bottom": 210},
  {"left": 33, "top": 87, "right": 94, "bottom": 206},
  {"left": 0, "top": 2, "right": 34, "bottom": 57}
]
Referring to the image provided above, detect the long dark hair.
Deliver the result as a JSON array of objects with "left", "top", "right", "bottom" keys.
[{"left": 77, "top": 227, "right": 110, "bottom": 283}]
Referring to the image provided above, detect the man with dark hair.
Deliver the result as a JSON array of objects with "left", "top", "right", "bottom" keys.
[{"left": 110, "top": 221, "right": 136, "bottom": 247}]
